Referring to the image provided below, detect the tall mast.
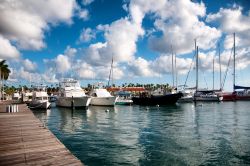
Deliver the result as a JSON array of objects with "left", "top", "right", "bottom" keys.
[
  {"left": 218, "top": 43, "right": 221, "bottom": 90},
  {"left": 195, "top": 41, "right": 198, "bottom": 91},
  {"left": 108, "top": 56, "right": 114, "bottom": 87},
  {"left": 213, "top": 57, "right": 214, "bottom": 90},
  {"left": 175, "top": 53, "right": 177, "bottom": 88},
  {"left": 171, "top": 45, "right": 175, "bottom": 88},
  {"left": 233, "top": 33, "right": 236, "bottom": 91}
]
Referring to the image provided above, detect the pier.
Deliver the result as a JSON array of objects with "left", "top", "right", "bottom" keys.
[{"left": 0, "top": 102, "right": 83, "bottom": 166}]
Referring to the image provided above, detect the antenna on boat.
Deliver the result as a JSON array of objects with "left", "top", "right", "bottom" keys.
[{"left": 171, "top": 45, "right": 175, "bottom": 88}]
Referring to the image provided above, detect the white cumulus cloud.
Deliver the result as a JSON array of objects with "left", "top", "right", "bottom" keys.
[
  {"left": 0, "top": 35, "right": 20, "bottom": 59},
  {"left": 55, "top": 54, "right": 71, "bottom": 74},
  {"left": 22, "top": 59, "right": 37, "bottom": 72},
  {"left": 79, "top": 28, "right": 96, "bottom": 43}
]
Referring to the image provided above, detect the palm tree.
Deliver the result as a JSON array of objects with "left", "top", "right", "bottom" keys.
[
  {"left": 0, "top": 60, "right": 11, "bottom": 80},
  {"left": 0, "top": 60, "right": 11, "bottom": 100}
]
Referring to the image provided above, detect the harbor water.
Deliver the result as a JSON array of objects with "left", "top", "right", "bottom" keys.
[{"left": 33, "top": 102, "right": 250, "bottom": 166}]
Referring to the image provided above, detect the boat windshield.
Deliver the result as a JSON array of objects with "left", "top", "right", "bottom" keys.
[
  {"left": 60, "top": 79, "right": 80, "bottom": 88},
  {"left": 43, "top": 97, "right": 48, "bottom": 100}
]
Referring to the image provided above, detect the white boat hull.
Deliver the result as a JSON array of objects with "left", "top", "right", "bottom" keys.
[
  {"left": 56, "top": 97, "right": 91, "bottom": 107},
  {"left": 90, "top": 96, "right": 117, "bottom": 106},
  {"left": 194, "top": 96, "right": 222, "bottom": 101},
  {"left": 29, "top": 101, "right": 51, "bottom": 109}
]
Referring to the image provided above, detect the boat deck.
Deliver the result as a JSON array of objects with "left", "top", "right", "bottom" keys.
[{"left": 0, "top": 101, "right": 83, "bottom": 166}]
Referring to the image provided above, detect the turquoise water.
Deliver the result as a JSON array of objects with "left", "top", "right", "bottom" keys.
[{"left": 33, "top": 102, "right": 250, "bottom": 166}]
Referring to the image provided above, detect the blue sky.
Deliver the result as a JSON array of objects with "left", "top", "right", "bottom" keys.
[{"left": 0, "top": 0, "right": 250, "bottom": 91}]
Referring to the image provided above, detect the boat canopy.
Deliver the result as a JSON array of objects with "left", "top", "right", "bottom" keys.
[
  {"left": 60, "top": 78, "right": 80, "bottom": 88},
  {"left": 33, "top": 91, "right": 48, "bottom": 97},
  {"left": 93, "top": 89, "right": 112, "bottom": 97},
  {"left": 234, "top": 85, "right": 250, "bottom": 90}
]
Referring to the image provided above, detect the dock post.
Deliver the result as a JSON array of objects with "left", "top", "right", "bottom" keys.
[{"left": 71, "top": 96, "right": 75, "bottom": 110}]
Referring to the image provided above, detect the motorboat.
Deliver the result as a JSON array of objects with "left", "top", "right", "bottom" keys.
[
  {"left": 22, "top": 92, "right": 33, "bottom": 104},
  {"left": 12, "top": 92, "right": 21, "bottom": 101},
  {"left": 114, "top": 91, "right": 133, "bottom": 105},
  {"left": 89, "top": 87, "right": 117, "bottom": 106},
  {"left": 29, "top": 86, "right": 51, "bottom": 109},
  {"left": 56, "top": 78, "right": 91, "bottom": 108},
  {"left": 177, "top": 89, "right": 194, "bottom": 103}
]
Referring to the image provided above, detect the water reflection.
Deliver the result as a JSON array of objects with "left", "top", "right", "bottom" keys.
[{"left": 32, "top": 102, "right": 250, "bottom": 166}]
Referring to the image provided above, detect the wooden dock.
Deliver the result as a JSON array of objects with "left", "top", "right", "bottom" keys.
[{"left": 0, "top": 102, "right": 83, "bottom": 166}]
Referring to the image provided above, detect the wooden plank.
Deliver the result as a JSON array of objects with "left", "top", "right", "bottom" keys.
[{"left": 0, "top": 103, "right": 84, "bottom": 165}]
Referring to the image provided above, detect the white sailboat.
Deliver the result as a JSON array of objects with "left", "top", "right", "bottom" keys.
[
  {"left": 193, "top": 42, "right": 223, "bottom": 102},
  {"left": 56, "top": 78, "right": 91, "bottom": 108},
  {"left": 89, "top": 85, "right": 117, "bottom": 106},
  {"left": 88, "top": 56, "right": 117, "bottom": 106},
  {"left": 29, "top": 85, "right": 51, "bottom": 109}
]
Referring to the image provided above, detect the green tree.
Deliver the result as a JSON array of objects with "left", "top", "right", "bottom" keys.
[{"left": 0, "top": 60, "right": 11, "bottom": 80}]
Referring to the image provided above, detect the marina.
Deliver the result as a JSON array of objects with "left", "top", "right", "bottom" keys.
[{"left": 1, "top": 0, "right": 250, "bottom": 165}]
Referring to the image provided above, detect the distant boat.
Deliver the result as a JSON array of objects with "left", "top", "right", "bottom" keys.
[
  {"left": 194, "top": 90, "right": 223, "bottom": 102},
  {"left": 221, "top": 33, "right": 250, "bottom": 101},
  {"left": 177, "top": 89, "right": 194, "bottom": 103},
  {"left": 132, "top": 92, "right": 183, "bottom": 106},
  {"left": 22, "top": 92, "right": 32, "bottom": 104},
  {"left": 56, "top": 78, "right": 91, "bottom": 108},
  {"left": 48, "top": 95, "right": 57, "bottom": 102},
  {"left": 115, "top": 97, "right": 133, "bottom": 105},
  {"left": 193, "top": 42, "right": 222, "bottom": 102},
  {"left": 221, "top": 92, "right": 236, "bottom": 101},
  {"left": 89, "top": 85, "right": 117, "bottom": 106},
  {"left": 89, "top": 57, "right": 118, "bottom": 106},
  {"left": 29, "top": 85, "right": 51, "bottom": 109},
  {"left": 234, "top": 86, "right": 250, "bottom": 100},
  {"left": 12, "top": 92, "right": 21, "bottom": 101},
  {"left": 115, "top": 91, "right": 133, "bottom": 105}
]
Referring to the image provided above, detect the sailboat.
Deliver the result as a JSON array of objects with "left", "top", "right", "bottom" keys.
[
  {"left": 177, "top": 43, "right": 196, "bottom": 103},
  {"left": 220, "top": 33, "right": 250, "bottom": 101},
  {"left": 89, "top": 57, "right": 118, "bottom": 106},
  {"left": 89, "top": 83, "right": 118, "bottom": 106},
  {"left": 132, "top": 47, "right": 183, "bottom": 106},
  {"left": 230, "top": 33, "right": 250, "bottom": 100},
  {"left": 193, "top": 41, "right": 223, "bottom": 102}
]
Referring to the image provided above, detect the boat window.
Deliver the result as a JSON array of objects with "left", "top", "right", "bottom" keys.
[
  {"left": 43, "top": 97, "right": 48, "bottom": 100},
  {"left": 36, "top": 97, "right": 42, "bottom": 100}
]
